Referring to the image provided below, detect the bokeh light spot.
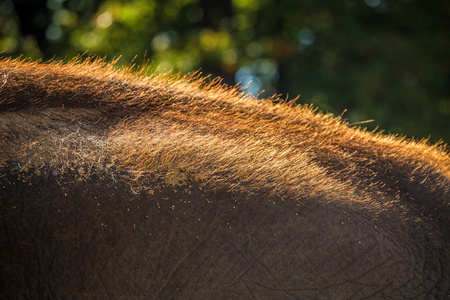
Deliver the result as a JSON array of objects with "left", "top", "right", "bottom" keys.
[
  {"left": 45, "top": 24, "right": 62, "bottom": 41},
  {"left": 152, "top": 33, "right": 171, "bottom": 52},
  {"left": 96, "top": 12, "right": 113, "bottom": 29},
  {"left": 235, "top": 65, "right": 262, "bottom": 96},
  {"left": 298, "top": 28, "right": 315, "bottom": 46},
  {"left": 186, "top": 7, "right": 203, "bottom": 23},
  {"left": 246, "top": 42, "right": 262, "bottom": 58},
  {"left": 365, "top": 0, "right": 381, "bottom": 8},
  {"left": 222, "top": 49, "right": 238, "bottom": 65},
  {"left": 200, "top": 29, "right": 219, "bottom": 52}
]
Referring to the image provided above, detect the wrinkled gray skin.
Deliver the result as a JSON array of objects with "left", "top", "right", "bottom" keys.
[{"left": 1, "top": 165, "right": 449, "bottom": 299}]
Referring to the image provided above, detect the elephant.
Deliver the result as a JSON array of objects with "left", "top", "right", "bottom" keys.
[{"left": 1, "top": 57, "right": 449, "bottom": 299}]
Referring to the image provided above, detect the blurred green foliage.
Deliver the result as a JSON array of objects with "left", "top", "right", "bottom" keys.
[{"left": 1, "top": 0, "right": 449, "bottom": 144}]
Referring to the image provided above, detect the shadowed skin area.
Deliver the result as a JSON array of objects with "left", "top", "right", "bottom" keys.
[{"left": 0, "top": 57, "right": 449, "bottom": 298}]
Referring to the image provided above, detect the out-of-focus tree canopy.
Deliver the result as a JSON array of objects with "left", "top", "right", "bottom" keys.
[{"left": 1, "top": 0, "right": 449, "bottom": 144}]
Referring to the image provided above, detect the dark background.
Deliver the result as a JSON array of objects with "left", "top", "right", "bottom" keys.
[{"left": 1, "top": 0, "right": 449, "bottom": 144}]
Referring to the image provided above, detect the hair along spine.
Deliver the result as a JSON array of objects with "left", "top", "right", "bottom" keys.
[{"left": 0, "top": 57, "right": 449, "bottom": 210}]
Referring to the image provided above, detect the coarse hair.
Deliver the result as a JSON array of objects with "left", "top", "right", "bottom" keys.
[{"left": 0, "top": 57, "right": 449, "bottom": 218}]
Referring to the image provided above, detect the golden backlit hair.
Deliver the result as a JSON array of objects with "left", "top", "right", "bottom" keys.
[{"left": 1, "top": 57, "right": 449, "bottom": 212}]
